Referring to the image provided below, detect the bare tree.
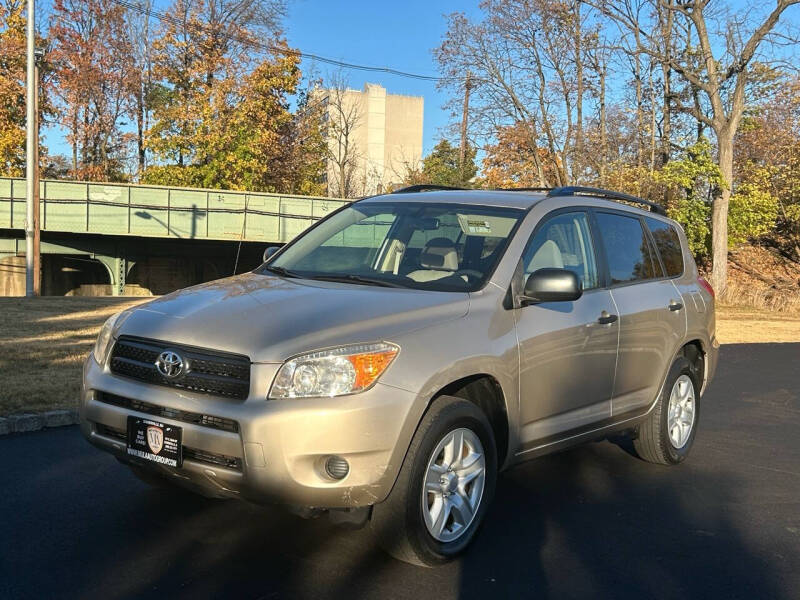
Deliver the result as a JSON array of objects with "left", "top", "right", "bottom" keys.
[
  {"left": 586, "top": 38, "right": 611, "bottom": 185},
  {"left": 437, "top": 3, "right": 584, "bottom": 187},
  {"left": 595, "top": 0, "right": 800, "bottom": 292},
  {"left": 321, "top": 73, "right": 364, "bottom": 198},
  {"left": 128, "top": 0, "right": 156, "bottom": 178}
]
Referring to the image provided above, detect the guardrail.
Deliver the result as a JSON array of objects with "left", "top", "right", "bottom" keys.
[{"left": 0, "top": 177, "right": 349, "bottom": 244}]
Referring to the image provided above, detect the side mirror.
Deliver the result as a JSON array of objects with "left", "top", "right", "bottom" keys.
[
  {"left": 263, "top": 246, "right": 279, "bottom": 263},
  {"left": 521, "top": 268, "right": 582, "bottom": 304}
]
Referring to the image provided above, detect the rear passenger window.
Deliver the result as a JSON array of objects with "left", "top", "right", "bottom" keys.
[
  {"left": 523, "top": 211, "right": 599, "bottom": 290},
  {"left": 595, "top": 212, "right": 659, "bottom": 284},
  {"left": 646, "top": 217, "right": 684, "bottom": 277}
]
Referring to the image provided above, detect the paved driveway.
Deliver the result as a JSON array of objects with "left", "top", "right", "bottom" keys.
[{"left": 2, "top": 343, "right": 799, "bottom": 599}]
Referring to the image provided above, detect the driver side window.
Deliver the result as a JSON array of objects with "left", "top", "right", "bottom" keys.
[{"left": 523, "top": 211, "right": 599, "bottom": 290}]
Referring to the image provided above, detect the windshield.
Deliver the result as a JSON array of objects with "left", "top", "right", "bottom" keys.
[{"left": 262, "top": 201, "right": 524, "bottom": 292}]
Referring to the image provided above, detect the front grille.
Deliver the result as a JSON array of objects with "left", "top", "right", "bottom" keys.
[
  {"left": 110, "top": 336, "right": 251, "bottom": 399},
  {"left": 94, "top": 423, "right": 243, "bottom": 471},
  {"left": 97, "top": 392, "right": 239, "bottom": 433}
]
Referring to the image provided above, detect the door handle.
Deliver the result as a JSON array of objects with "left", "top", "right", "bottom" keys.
[
  {"left": 668, "top": 300, "right": 683, "bottom": 312},
  {"left": 597, "top": 311, "right": 618, "bottom": 325}
]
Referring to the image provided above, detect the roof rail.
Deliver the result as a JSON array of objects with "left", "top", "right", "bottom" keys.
[
  {"left": 494, "top": 187, "right": 553, "bottom": 193},
  {"left": 391, "top": 184, "right": 466, "bottom": 194},
  {"left": 548, "top": 186, "right": 666, "bottom": 216}
]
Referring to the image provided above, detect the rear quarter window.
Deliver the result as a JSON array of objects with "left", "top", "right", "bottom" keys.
[
  {"left": 645, "top": 217, "right": 684, "bottom": 277},
  {"left": 595, "top": 212, "right": 660, "bottom": 284}
]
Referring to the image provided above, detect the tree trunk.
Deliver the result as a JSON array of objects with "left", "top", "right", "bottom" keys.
[
  {"left": 633, "top": 31, "right": 643, "bottom": 171},
  {"left": 525, "top": 123, "right": 547, "bottom": 187},
  {"left": 599, "top": 61, "right": 607, "bottom": 187},
  {"left": 659, "top": 2, "right": 673, "bottom": 168},
  {"left": 137, "top": 83, "right": 145, "bottom": 178},
  {"left": 711, "top": 130, "right": 733, "bottom": 294},
  {"left": 459, "top": 73, "right": 471, "bottom": 183},
  {"left": 649, "top": 63, "right": 657, "bottom": 172},
  {"left": 71, "top": 116, "right": 78, "bottom": 175},
  {"left": 574, "top": 1, "right": 583, "bottom": 183}
]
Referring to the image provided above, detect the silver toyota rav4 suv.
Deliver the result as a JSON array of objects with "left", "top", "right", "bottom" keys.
[{"left": 81, "top": 186, "right": 718, "bottom": 566}]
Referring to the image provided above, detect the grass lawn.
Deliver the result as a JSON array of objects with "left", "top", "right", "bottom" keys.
[
  {"left": 0, "top": 297, "right": 146, "bottom": 416},
  {"left": 1, "top": 296, "right": 799, "bottom": 416}
]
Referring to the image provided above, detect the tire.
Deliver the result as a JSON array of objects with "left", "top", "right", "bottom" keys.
[
  {"left": 370, "top": 395, "right": 497, "bottom": 566},
  {"left": 634, "top": 356, "right": 700, "bottom": 465}
]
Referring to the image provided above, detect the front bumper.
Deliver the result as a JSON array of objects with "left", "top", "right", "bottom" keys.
[{"left": 80, "top": 355, "right": 421, "bottom": 508}]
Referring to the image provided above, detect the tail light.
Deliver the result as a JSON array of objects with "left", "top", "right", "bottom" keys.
[{"left": 698, "top": 276, "right": 715, "bottom": 298}]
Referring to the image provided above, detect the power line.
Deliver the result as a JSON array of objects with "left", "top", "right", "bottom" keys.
[{"left": 110, "top": 0, "right": 459, "bottom": 83}]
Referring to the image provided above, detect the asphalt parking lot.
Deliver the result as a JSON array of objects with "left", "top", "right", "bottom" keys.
[{"left": 2, "top": 343, "right": 799, "bottom": 600}]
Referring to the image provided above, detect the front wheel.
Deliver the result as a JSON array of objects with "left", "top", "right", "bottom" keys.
[
  {"left": 633, "top": 356, "right": 700, "bottom": 465},
  {"left": 370, "top": 396, "right": 497, "bottom": 566}
]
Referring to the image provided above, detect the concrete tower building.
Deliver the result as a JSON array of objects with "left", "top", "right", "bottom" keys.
[{"left": 322, "top": 83, "right": 423, "bottom": 197}]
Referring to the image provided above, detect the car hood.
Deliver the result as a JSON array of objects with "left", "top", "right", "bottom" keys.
[{"left": 117, "top": 273, "right": 470, "bottom": 362}]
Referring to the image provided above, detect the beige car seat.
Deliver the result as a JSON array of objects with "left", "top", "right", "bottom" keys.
[{"left": 407, "top": 238, "right": 460, "bottom": 282}]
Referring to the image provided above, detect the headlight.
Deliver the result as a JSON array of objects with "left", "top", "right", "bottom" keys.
[
  {"left": 92, "top": 310, "right": 131, "bottom": 366},
  {"left": 268, "top": 342, "right": 399, "bottom": 399}
]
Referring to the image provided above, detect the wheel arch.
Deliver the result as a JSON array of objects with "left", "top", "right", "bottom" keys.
[
  {"left": 679, "top": 339, "right": 707, "bottom": 395},
  {"left": 430, "top": 374, "right": 510, "bottom": 468}
]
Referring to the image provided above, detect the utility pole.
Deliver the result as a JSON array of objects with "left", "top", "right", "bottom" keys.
[
  {"left": 459, "top": 72, "right": 472, "bottom": 184},
  {"left": 33, "top": 47, "right": 43, "bottom": 295},
  {"left": 24, "top": 0, "right": 36, "bottom": 297}
]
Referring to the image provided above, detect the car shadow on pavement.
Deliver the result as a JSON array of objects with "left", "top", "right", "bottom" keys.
[{"left": 455, "top": 442, "right": 784, "bottom": 599}]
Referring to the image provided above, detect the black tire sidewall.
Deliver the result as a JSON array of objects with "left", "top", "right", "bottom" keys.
[
  {"left": 659, "top": 357, "right": 700, "bottom": 464},
  {"left": 405, "top": 401, "right": 497, "bottom": 564}
]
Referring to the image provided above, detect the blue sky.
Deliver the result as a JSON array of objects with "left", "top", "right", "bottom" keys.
[
  {"left": 44, "top": 0, "right": 482, "bottom": 159},
  {"left": 286, "top": 0, "right": 481, "bottom": 154}
]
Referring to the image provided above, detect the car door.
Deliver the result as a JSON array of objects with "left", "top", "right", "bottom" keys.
[
  {"left": 593, "top": 210, "right": 686, "bottom": 417},
  {"left": 514, "top": 210, "right": 619, "bottom": 450}
]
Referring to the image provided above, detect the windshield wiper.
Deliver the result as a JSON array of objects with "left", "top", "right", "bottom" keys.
[
  {"left": 310, "top": 274, "right": 407, "bottom": 288},
  {"left": 263, "top": 265, "right": 303, "bottom": 279}
]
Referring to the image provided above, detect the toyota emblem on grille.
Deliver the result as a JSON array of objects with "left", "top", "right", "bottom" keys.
[{"left": 155, "top": 350, "right": 184, "bottom": 378}]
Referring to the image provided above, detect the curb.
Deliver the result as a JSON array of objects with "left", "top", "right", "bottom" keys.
[{"left": 0, "top": 410, "right": 79, "bottom": 436}]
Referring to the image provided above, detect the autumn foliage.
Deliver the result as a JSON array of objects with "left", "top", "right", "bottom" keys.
[{"left": 0, "top": 0, "right": 323, "bottom": 193}]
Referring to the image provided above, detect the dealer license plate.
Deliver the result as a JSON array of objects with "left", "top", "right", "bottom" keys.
[{"left": 126, "top": 416, "right": 182, "bottom": 468}]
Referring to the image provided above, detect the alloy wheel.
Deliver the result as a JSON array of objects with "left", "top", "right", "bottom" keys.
[
  {"left": 667, "top": 374, "right": 696, "bottom": 449},
  {"left": 421, "top": 428, "right": 486, "bottom": 543}
]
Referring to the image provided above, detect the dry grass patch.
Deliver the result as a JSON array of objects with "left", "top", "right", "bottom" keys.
[
  {"left": 721, "top": 245, "right": 800, "bottom": 313},
  {"left": 716, "top": 305, "right": 800, "bottom": 344},
  {"left": 0, "top": 297, "right": 147, "bottom": 416}
]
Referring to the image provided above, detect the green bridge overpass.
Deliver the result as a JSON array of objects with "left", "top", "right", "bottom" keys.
[{"left": 0, "top": 177, "right": 349, "bottom": 296}]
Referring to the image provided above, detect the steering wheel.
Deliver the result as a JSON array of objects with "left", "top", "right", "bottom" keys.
[{"left": 455, "top": 269, "right": 483, "bottom": 281}]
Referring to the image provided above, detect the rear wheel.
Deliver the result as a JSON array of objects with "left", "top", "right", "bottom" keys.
[
  {"left": 370, "top": 396, "right": 497, "bottom": 566},
  {"left": 634, "top": 356, "right": 699, "bottom": 465}
]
